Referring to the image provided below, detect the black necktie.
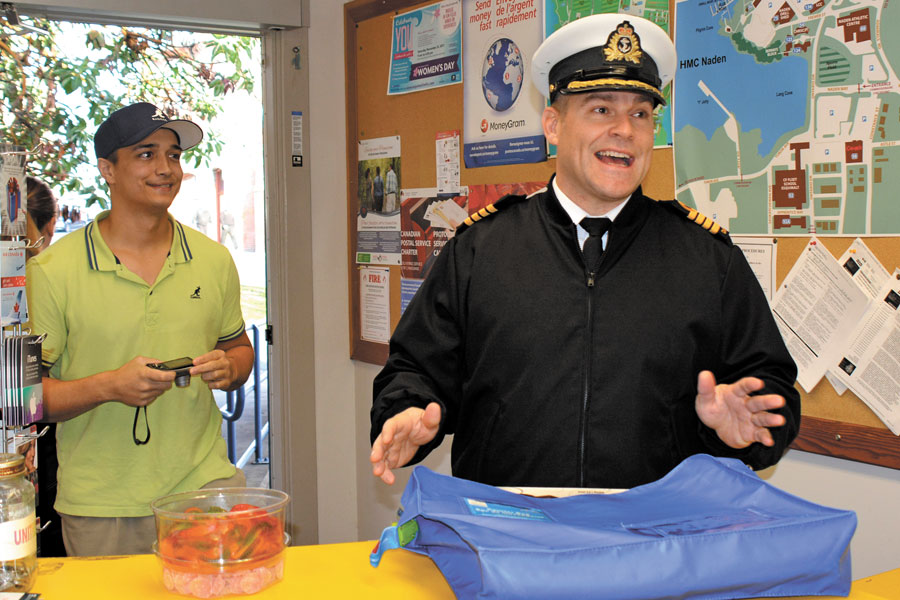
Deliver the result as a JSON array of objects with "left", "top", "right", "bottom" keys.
[{"left": 580, "top": 217, "right": 611, "bottom": 273}]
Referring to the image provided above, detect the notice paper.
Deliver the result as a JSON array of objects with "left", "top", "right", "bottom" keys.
[
  {"left": 826, "top": 239, "right": 891, "bottom": 394},
  {"left": 831, "top": 271, "right": 900, "bottom": 434},
  {"left": 360, "top": 267, "right": 391, "bottom": 344},
  {"left": 771, "top": 238, "right": 869, "bottom": 392},
  {"left": 732, "top": 236, "right": 776, "bottom": 302}
]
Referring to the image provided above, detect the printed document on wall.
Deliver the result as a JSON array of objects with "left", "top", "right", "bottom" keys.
[
  {"left": 825, "top": 238, "right": 891, "bottom": 393},
  {"left": 360, "top": 267, "right": 391, "bottom": 344},
  {"left": 831, "top": 270, "right": 900, "bottom": 435},
  {"left": 357, "top": 136, "right": 402, "bottom": 265},
  {"left": 770, "top": 238, "right": 868, "bottom": 392},
  {"left": 732, "top": 237, "right": 776, "bottom": 302}
]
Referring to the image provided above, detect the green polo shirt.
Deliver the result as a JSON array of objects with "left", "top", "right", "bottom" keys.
[{"left": 26, "top": 211, "right": 245, "bottom": 517}]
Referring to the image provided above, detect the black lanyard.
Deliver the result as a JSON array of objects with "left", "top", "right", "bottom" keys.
[{"left": 133, "top": 406, "right": 150, "bottom": 445}]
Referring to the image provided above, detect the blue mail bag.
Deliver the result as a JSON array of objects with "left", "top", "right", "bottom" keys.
[{"left": 370, "top": 454, "right": 856, "bottom": 599}]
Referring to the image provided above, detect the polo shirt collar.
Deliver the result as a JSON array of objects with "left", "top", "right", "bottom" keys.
[{"left": 84, "top": 210, "right": 193, "bottom": 271}]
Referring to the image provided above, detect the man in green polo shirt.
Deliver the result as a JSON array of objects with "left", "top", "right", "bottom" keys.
[{"left": 26, "top": 102, "right": 255, "bottom": 557}]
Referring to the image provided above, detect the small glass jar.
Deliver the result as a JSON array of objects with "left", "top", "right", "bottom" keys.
[{"left": 0, "top": 453, "right": 36, "bottom": 592}]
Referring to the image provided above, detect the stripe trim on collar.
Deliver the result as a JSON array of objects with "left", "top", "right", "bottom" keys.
[
  {"left": 175, "top": 221, "right": 193, "bottom": 261},
  {"left": 84, "top": 222, "right": 99, "bottom": 271}
]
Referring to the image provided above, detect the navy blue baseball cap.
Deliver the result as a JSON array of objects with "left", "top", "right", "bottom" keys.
[{"left": 94, "top": 102, "right": 204, "bottom": 160}]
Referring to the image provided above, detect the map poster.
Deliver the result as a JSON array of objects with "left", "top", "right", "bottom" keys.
[
  {"left": 463, "top": 0, "right": 547, "bottom": 167},
  {"left": 357, "top": 136, "right": 402, "bottom": 265},
  {"left": 543, "top": 0, "right": 674, "bottom": 148},
  {"left": 674, "top": 0, "right": 900, "bottom": 236},
  {"left": 388, "top": 1, "right": 463, "bottom": 95}
]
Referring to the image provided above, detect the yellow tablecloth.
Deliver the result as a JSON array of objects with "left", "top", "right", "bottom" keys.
[{"left": 32, "top": 541, "right": 899, "bottom": 599}]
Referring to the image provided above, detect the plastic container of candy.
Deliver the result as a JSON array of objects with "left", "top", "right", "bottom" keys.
[{"left": 151, "top": 487, "right": 289, "bottom": 598}]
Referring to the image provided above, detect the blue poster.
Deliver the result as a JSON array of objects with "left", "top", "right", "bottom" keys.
[{"left": 388, "top": 0, "right": 463, "bottom": 95}]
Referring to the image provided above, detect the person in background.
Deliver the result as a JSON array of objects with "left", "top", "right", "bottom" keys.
[
  {"left": 25, "top": 176, "right": 58, "bottom": 258},
  {"left": 25, "top": 176, "right": 65, "bottom": 557},
  {"left": 26, "top": 102, "right": 254, "bottom": 556},
  {"left": 363, "top": 167, "right": 374, "bottom": 211},
  {"left": 384, "top": 160, "right": 399, "bottom": 212},
  {"left": 370, "top": 15, "right": 800, "bottom": 489},
  {"left": 373, "top": 166, "right": 384, "bottom": 212},
  {"left": 220, "top": 208, "right": 237, "bottom": 249}
]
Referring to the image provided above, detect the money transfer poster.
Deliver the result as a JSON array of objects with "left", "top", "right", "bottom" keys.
[
  {"left": 463, "top": 0, "right": 546, "bottom": 167},
  {"left": 388, "top": 0, "right": 463, "bottom": 95}
]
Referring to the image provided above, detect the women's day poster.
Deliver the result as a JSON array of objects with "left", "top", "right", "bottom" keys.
[
  {"left": 388, "top": 0, "right": 463, "bottom": 95},
  {"left": 463, "top": 0, "right": 546, "bottom": 167},
  {"left": 357, "top": 136, "right": 402, "bottom": 265}
]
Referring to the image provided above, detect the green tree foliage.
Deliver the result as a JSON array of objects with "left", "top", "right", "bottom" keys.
[{"left": 1, "top": 17, "right": 257, "bottom": 207}]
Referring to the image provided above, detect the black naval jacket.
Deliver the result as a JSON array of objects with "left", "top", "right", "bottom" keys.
[{"left": 371, "top": 181, "right": 800, "bottom": 489}]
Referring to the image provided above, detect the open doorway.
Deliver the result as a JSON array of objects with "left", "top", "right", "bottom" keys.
[{"left": 1, "top": 12, "right": 272, "bottom": 549}]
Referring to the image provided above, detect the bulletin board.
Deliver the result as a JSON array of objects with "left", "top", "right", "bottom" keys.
[{"left": 344, "top": 0, "right": 900, "bottom": 469}]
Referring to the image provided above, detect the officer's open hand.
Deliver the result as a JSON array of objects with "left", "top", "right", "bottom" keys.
[
  {"left": 370, "top": 402, "right": 442, "bottom": 485},
  {"left": 695, "top": 370, "right": 787, "bottom": 449}
]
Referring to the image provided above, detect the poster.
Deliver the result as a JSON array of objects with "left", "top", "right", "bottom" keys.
[
  {"left": 360, "top": 267, "right": 391, "bottom": 344},
  {"left": 388, "top": 0, "right": 463, "bottom": 95},
  {"left": 357, "top": 136, "right": 402, "bottom": 265},
  {"left": 1, "top": 241, "right": 27, "bottom": 326},
  {"left": 399, "top": 180, "right": 545, "bottom": 312},
  {"left": 401, "top": 188, "right": 467, "bottom": 282},
  {"left": 436, "top": 130, "right": 461, "bottom": 193},
  {"left": 0, "top": 145, "right": 27, "bottom": 238},
  {"left": 463, "top": 0, "right": 546, "bottom": 167},
  {"left": 673, "top": 0, "right": 900, "bottom": 236}
]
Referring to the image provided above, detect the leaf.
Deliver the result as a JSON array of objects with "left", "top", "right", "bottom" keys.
[{"left": 3, "top": 21, "right": 259, "bottom": 204}]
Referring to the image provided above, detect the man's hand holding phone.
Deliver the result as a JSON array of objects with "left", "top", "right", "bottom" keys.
[{"left": 148, "top": 356, "right": 194, "bottom": 388}]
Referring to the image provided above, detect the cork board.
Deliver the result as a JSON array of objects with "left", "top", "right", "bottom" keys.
[
  {"left": 345, "top": 0, "right": 673, "bottom": 365},
  {"left": 773, "top": 237, "right": 900, "bottom": 469},
  {"left": 344, "top": 0, "right": 900, "bottom": 468}
]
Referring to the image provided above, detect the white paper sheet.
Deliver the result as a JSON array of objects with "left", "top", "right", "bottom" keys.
[
  {"left": 826, "top": 239, "right": 892, "bottom": 394},
  {"left": 732, "top": 236, "right": 776, "bottom": 302},
  {"left": 360, "top": 267, "right": 391, "bottom": 344},
  {"left": 830, "top": 270, "right": 900, "bottom": 435},
  {"left": 770, "top": 238, "right": 869, "bottom": 392}
]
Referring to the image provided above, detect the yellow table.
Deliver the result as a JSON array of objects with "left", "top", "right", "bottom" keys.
[{"left": 32, "top": 541, "right": 899, "bottom": 599}]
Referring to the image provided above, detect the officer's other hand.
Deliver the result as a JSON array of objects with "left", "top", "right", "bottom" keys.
[
  {"left": 695, "top": 370, "right": 787, "bottom": 449},
  {"left": 370, "top": 402, "right": 441, "bottom": 485}
]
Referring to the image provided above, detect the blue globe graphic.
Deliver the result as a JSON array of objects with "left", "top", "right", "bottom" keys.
[{"left": 481, "top": 38, "right": 524, "bottom": 112}]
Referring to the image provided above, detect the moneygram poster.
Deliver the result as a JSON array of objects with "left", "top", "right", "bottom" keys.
[{"left": 463, "top": 0, "right": 546, "bottom": 167}]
